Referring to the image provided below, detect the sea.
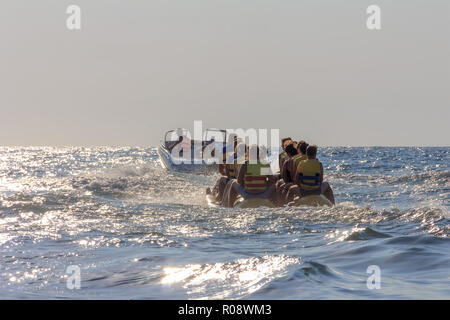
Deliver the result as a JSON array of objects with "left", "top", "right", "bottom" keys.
[{"left": 0, "top": 146, "right": 448, "bottom": 299}]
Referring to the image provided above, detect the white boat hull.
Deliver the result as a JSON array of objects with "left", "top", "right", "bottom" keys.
[{"left": 157, "top": 144, "right": 218, "bottom": 175}]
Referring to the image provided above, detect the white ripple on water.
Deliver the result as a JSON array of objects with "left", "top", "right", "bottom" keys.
[{"left": 160, "top": 255, "right": 300, "bottom": 299}]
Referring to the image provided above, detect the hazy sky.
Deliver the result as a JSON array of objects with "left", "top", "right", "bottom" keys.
[{"left": 1, "top": 0, "right": 449, "bottom": 146}]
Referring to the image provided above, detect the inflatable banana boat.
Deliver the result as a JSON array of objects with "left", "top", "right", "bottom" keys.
[
  {"left": 288, "top": 194, "right": 333, "bottom": 207},
  {"left": 206, "top": 194, "right": 275, "bottom": 208},
  {"left": 207, "top": 193, "right": 332, "bottom": 208}
]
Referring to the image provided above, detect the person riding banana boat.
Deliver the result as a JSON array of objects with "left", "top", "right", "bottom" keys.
[
  {"left": 286, "top": 145, "right": 335, "bottom": 206},
  {"left": 221, "top": 145, "right": 277, "bottom": 208},
  {"left": 278, "top": 137, "right": 294, "bottom": 173},
  {"left": 274, "top": 138, "right": 296, "bottom": 205},
  {"left": 217, "top": 142, "right": 246, "bottom": 205},
  {"left": 207, "top": 138, "right": 335, "bottom": 208},
  {"left": 275, "top": 142, "right": 299, "bottom": 206},
  {"left": 207, "top": 134, "right": 239, "bottom": 203},
  {"left": 279, "top": 141, "right": 309, "bottom": 204}
]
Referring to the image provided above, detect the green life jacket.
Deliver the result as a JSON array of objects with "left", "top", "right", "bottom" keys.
[{"left": 244, "top": 162, "right": 271, "bottom": 194}]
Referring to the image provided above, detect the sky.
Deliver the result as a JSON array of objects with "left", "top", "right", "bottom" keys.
[{"left": 0, "top": 0, "right": 449, "bottom": 146}]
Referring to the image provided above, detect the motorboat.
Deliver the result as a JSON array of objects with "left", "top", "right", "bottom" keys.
[{"left": 158, "top": 128, "right": 227, "bottom": 175}]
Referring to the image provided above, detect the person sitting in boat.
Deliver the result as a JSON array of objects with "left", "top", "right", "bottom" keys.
[
  {"left": 286, "top": 145, "right": 335, "bottom": 205},
  {"left": 275, "top": 139, "right": 295, "bottom": 184},
  {"left": 278, "top": 137, "right": 293, "bottom": 173},
  {"left": 281, "top": 143, "right": 300, "bottom": 184},
  {"left": 217, "top": 142, "right": 247, "bottom": 205},
  {"left": 275, "top": 143, "right": 299, "bottom": 205},
  {"left": 206, "top": 134, "right": 239, "bottom": 202},
  {"left": 279, "top": 141, "right": 309, "bottom": 203},
  {"left": 222, "top": 145, "right": 276, "bottom": 207}
]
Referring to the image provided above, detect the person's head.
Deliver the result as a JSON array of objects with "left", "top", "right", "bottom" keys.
[
  {"left": 282, "top": 137, "right": 293, "bottom": 151},
  {"left": 306, "top": 145, "right": 318, "bottom": 159},
  {"left": 298, "top": 141, "right": 309, "bottom": 155},
  {"left": 285, "top": 143, "right": 299, "bottom": 157}
]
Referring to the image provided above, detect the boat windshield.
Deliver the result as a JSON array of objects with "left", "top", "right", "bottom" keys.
[
  {"left": 164, "top": 129, "right": 191, "bottom": 143},
  {"left": 203, "top": 129, "right": 227, "bottom": 143}
]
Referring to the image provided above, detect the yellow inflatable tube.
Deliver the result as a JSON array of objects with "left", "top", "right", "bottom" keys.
[
  {"left": 206, "top": 194, "right": 275, "bottom": 208},
  {"left": 233, "top": 197, "right": 275, "bottom": 208},
  {"left": 206, "top": 194, "right": 332, "bottom": 208},
  {"left": 289, "top": 194, "right": 333, "bottom": 207}
]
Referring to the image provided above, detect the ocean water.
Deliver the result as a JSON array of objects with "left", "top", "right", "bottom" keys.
[{"left": 0, "top": 146, "right": 448, "bottom": 299}]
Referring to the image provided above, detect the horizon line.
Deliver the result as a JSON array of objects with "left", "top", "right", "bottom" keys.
[{"left": 0, "top": 145, "right": 448, "bottom": 148}]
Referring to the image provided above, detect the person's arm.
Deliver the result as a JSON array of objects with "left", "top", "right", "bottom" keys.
[
  {"left": 278, "top": 153, "right": 286, "bottom": 174},
  {"left": 267, "top": 174, "right": 277, "bottom": 184},
  {"left": 237, "top": 163, "right": 246, "bottom": 185},
  {"left": 320, "top": 163, "right": 324, "bottom": 184},
  {"left": 294, "top": 163, "right": 300, "bottom": 186},
  {"left": 289, "top": 159, "right": 298, "bottom": 183},
  {"left": 281, "top": 159, "right": 291, "bottom": 182}
]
